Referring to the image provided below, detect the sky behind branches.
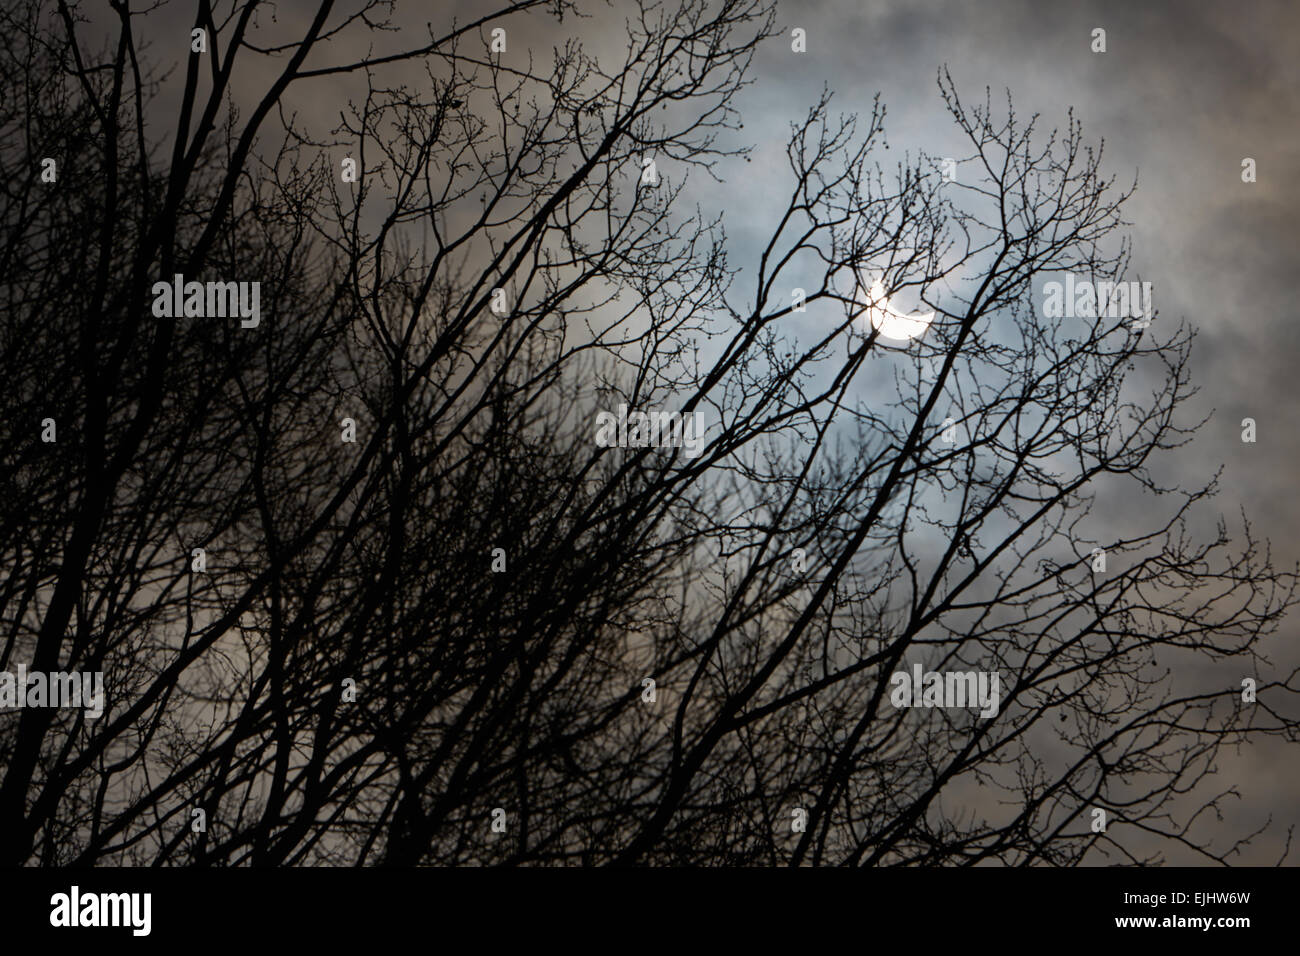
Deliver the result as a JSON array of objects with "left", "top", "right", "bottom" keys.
[
  {"left": 91, "top": 0, "right": 1300, "bottom": 862},
  {"left": 731, "top": 0, "right": 1300, "bottom": 861}
]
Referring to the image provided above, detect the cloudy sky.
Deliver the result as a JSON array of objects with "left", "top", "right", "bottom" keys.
[
  {"left": 672, "top": 0, "right": 1300, "bottom": 863},
  {"left": 99, "top": 0, "right": 1300, "bottom": 862},
  {"left": 738, "top": 0, "right": 1300, "bottom": 862}
]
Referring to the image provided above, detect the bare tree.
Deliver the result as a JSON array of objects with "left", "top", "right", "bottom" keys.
[{"left": 0, "top": 0, "right": 1294, "bottom": 868}]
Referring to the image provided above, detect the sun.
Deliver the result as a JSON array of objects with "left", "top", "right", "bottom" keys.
[{"left": 859, "top": 278, "right": 935, "bottom": 342}]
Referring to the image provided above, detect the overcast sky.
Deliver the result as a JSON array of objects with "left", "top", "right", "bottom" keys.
[
  {"left": 735, "top": 0, "right": 1300, "bottom": 863},
  {"left": 99, "top": 0, "right": 1300, "bottom": 863},
  {"left": 669, "top": 0, "right": 1300, "bottom": 863}
]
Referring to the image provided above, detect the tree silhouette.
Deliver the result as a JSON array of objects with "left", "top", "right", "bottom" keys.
[{"left": 0, "top": 0, "right": 1295, "bottom": 867}]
